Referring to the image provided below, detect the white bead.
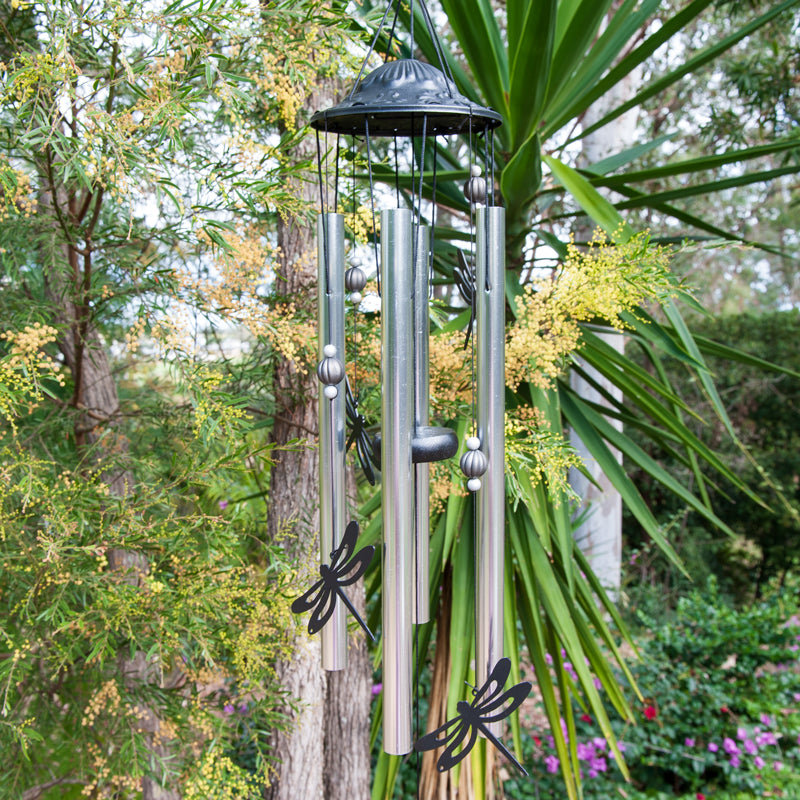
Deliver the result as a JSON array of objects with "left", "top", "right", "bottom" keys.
[
  {"left": 466, "top": 436, "right": 481, "bottom": 451},
  {"left": 350, "top": 292, "right": 362, "bottom": 304},
  {"left": 467, "top": 478, "right": 481, "bottom": 492},
  {"left": 350, "top": 256, "right": 362, "bottom": 267},
  {"left": 470, "top": 164, "right": 482, "bottom": 177},
  {"left": 324, "top": 385, "right": 338, "bottom": 399},
  {"left": 323, "top": 344, "right": 337, "bottom": 358}
]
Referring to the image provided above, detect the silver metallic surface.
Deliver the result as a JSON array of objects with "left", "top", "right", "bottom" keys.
[
  {"left": 413, "top": 225, "right": 431, "bottom": 625},
  {"left": 381, "top": 208, "right": 414, "bottom": 754},
  {"left": 318, "top": 213, "right": 347, "bottom": 671},
  {"left": 475, "top": 206, "right": 506, "bottom": 736}
]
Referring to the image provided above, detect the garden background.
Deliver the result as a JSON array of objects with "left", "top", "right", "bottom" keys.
[{"left": 1, "top": 1, "right": 799, "bottom": 799}]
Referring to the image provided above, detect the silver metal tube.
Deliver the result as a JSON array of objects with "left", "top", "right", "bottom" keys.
[
  {"left": 381, "top": 208, "right": 414, "bottom": 755},
  {"left": 475, "top": 207, "right": 506, "bottom": 735},
  {"left": 413, "top": 224, "right": 431, "bottom": 625},
  {"left": 318, "top": 212, "right": 347, "bottom": 671}
]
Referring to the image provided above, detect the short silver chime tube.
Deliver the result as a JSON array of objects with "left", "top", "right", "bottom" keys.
[
  {"left": 381, "top": 208, "right": 415, "bottom": 755},
  {"left": 413, "top": 225, "right": 431, "bottom": 625},
  {"left": 475, "top": 206, "right": 506, "bottom": 734},
  {"left": 318, "top": 212, "right": 347, "bottom": 671}
]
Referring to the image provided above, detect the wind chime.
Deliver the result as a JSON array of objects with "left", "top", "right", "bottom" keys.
[{"left": 292, "top": 0, "right": 531, "bottom": 775}]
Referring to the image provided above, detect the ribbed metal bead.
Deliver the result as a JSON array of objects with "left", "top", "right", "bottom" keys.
[
  {"left": 345, "top": 266, "right": 367, "bottom": 293},
  {"left": 460, "top": 447, "right": 488, "bottom": 479},
  {"left": 317, "top": 356, "right": 344, "bottom": 386}
]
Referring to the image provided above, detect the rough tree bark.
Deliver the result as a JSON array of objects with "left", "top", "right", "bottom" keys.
[{"left": 265, "top": 82, "right": 372, "bottom": 800}]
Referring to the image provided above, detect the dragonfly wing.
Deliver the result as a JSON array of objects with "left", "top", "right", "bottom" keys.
[
  {"left": 479, "top": 681, "right": 532, "bottom": 723},
  {"left": 337, "top": 545, "right": 375, "bottom": 587},
  {"left": 470, "top": 657, "right": 512, "bottom": 709},
  {"left": 414, "top": 716, "right": 468, "bottom": 755},
  {"left": 328, "top": 520, "right": 359, "bottom": 570},
  {"left": 437, "top": 718, "right": 479, "bottom": 771},
  {"left": 306, "top": 584, "right": 338, "bottom": 635},
  {"left": 291, "top": 577, "right": 325, "bottom": 615}
]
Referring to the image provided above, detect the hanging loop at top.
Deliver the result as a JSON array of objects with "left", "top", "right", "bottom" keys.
[{"left": 310, "top": 0, "right": 502, "bottom": 138}]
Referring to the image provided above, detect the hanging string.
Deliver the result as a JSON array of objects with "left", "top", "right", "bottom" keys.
[
  {"left": 334, "top": 134, "right": 341, "bottom": 214},
  {"left": 364, "top": 120, "right": 381, "bottom": 297},
  {"left": 316, "top": 128, "right": 331, "bottom": 315},
  {"left": 409, "top": 0, "right": 415, "bottom": 55},
  {"left": 468, "top": 113, "right": 477, "bottom": 441},
  {"left": 394, "top": 136, "right": 401, "bottom": 207},
  {"left": 484, "top": 125, "right": 491, "bottom": 291},
  {"left": 352, "top": 0, "right": 394, "bottom": 96},
  {"left": 351, "top": 137, "right": 358, "bottom": 401},
  {"left": 429, "top": 135, "right": 438, "bottom": 296},
  {"left": 384, "top": 0, "right": 402, "bottom": 63},
  {"left": 418, "top": 0, "right": 455, "bottom": 86}
]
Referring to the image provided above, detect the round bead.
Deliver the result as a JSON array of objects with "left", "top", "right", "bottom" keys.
[
  {"left": 323, "top": 385, "right": 338, "bottom": 400},
  {"left": 323, "top": 344, "right": 337, "bottom": 358},
  {"left": 466, "top": 436, "right": 481, "bottom": 451},
  {"left": 317, "top": 356, "right": 344, "bottom": 385},
  {"left": 460, "top": 448, "right": 488, "bottom": 479},
  {"left": 464, "top": 175, "right": 487, "bottom": 205},
  {"left": 350, "top": 291, "right": 362, "bottom": 304},
  {"left": 350, "top": 256, "right": 362, "bottom": 267},
  {"left": 345, "top": 266, "right": 367, "bottom": 293},
  {"left": 470, "top": 165, "right": 482, "bottom": 177},
  {"left": 467, "top": 478, "right": 482, "bottom": 492}
]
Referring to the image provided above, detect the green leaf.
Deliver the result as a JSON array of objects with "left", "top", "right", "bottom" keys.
[
  {"left": 542, "top": 154, "right": 633, "bottom": 241},
  {"left": 507, "top": 0, "right": 556, "bottom": 147}
]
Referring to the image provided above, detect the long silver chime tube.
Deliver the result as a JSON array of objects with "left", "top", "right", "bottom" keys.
[
  {"left": 318, "top": 212, "right": 347, "bottom": 671},
  {"left": 475, "top": 206, "right": 506, "bottom": 735},
  {"left": 413, "top": 225, "right": 431, "bottom": 625},
  {"left": 381, "top": 208, "right": 414, "bottom": 755}
]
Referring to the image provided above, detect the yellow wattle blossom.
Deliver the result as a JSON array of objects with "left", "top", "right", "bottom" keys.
[{"left": 506, "top": 230, "right": 676, "bottom": 390}]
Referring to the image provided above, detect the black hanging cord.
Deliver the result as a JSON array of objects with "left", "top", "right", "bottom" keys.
[
  {"left": 334, "top": 134, "right": 341, "bottom": 213},
  {"left": 316, "top": 128, "right": 331, "bottom": 311},
  {"left": 409, "top": 0, "right": 414, "bottom": 55},
  {"left": 364, "top": 120, "right": 381, "bottom": 296},
  {"left": 351, "top": 137, "right": 359, "bottom": 400},
  {"left": 394, "top": 136, "right": 401, "bottom": 207},
  {"left": 430, "top": 135, "right": 438, "bottom": 294},
  {"left": 418, "top": 0, "right": 456, "bottom": 87},
  {"left": 351, "top": 0, "right": 394, "bottom": 98},
  {"left": 384, "top": 0, "right": 402, "bottom": 63}
]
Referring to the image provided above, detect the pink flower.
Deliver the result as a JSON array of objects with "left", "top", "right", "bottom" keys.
[
  {"left": 371, "top": 683, "right": 382, "bottom": 696},
  {"left": 729, "top": 755, "right": 741, "bottom": 768},
  {"left": 643, "top": 705, "right": 657, "bottom": 720},
  {"left": 708, "top": 742, "right": 719, "bottom": 753},
  {"left": 737, "top": 727, "right": 748, "bottom": 740},
  {"left": 773, "top": 761, "right": 784, "bottom": 772},
  {"left": 723, "top": 737, "right": 740, "bottom": 755},
  {"left": 696, "top": 794, "right": 706, "bottom": 800},
  {"left": 223, "top": 703, "right": 235, "bottom": 714},
  {"left": 744, "top": 739, "right": 758, "bottom": 755},
  {"left": 755, "top": 756, "right": 766, "bottom": 769},
  {"left": 218, "top": 499, "right": 229, "bottom": 509},
  {"left": 545, "top": 754, "right": 559, "bottom": 774},
  {"left": 684, "top": 738, "right": 695, "bottom": 747},
  {"left": 760, "top": 713, "right": 774, "bottom": 727}
]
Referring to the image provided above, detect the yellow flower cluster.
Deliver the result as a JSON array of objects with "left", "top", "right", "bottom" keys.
[
  {"left": 0, "top": 162, "right": 35, "bottom": 220},
  {"left": 183, "top": 750, "right": 270, "bottom": 800},
  {"left": 506, "top": 230, "right": 676, "bottom": 390},
  {"left": 429, "top": 330, "right": 472, "bottom": 412},
  {"left": 0, "top": 323, "right": 63, "bottom": 425},
  {"left": 505, "top": 406, "right": 581, "bottom": 506}
]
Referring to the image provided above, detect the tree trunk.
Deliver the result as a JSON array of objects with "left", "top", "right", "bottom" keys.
[
  {"left": 569, "top": 7, "right": 642, "bottom": 601},
  {"left": 265, "top": 82, "right": 372, "bottom": 800}
]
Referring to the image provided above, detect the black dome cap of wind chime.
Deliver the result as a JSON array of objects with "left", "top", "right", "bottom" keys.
[{"left": 310, "top": 57, "right": 502, "bottom": 137}]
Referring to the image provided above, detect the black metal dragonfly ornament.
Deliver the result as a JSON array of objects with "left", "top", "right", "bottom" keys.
[
  {"left": 454, "top": 249, "right": 476, "bottom": 349},
  {"left": 345, "top": 377, "right": 378, "bottom": 486},
  {"left": 291, "top": 520, "right": 376, "bottom": 641},
  {"left": 413, "top": 657, "right": 532, "bottom": 774}
]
